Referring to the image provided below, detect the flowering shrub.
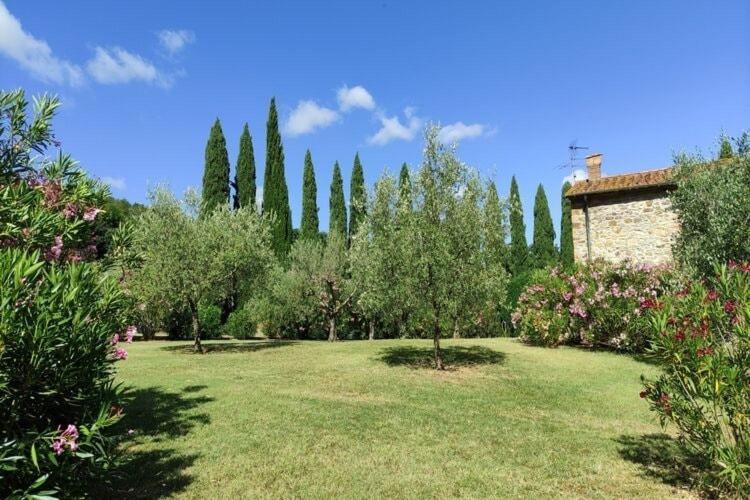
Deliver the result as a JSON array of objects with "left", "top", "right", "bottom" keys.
[
  {"left": 641, "top": 263, "right": 749, "bottom": 496},
  {"left": 513, "top": 261, "right": 673, "bottom": 351},
  {"left": 0, "top": 90, "right": 132, "bottom": 497}
]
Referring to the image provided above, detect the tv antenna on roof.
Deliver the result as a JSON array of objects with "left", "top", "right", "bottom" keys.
[{"left": 558, "top": 140, "right": 589, "bottom": 182}]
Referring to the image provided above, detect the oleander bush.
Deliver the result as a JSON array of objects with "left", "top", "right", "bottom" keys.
[
  {"left": 0, "top": 90, "right": 132, "bottom": 497},
  {"left": 513, "top": 261, "right": 674, "bottom": 351},
  {"left": 641, "top": 263, "right": 749, "bottom": 496}
]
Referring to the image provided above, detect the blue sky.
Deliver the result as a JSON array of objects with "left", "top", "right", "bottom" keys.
[{"left": 1, "top": 1, "right": 748, "bottom": 240}]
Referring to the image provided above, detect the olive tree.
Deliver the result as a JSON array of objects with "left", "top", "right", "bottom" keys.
[
  {"left": 350, "top": 175, "right": 414, "bottom": 339},
  {"left": 408, "top": 128, "right": 493, "bottom": 367},
  {"left": 671, "top": 134, "right": 750, "bottom": 277},
  {"left": 130, "top": 187, "right": 273, "bottom": 351}
]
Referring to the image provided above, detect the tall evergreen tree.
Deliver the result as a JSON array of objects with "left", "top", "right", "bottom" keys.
[
  {"left": 719, "top": 136, "right": 734, "bottom": 159},
  {"left": 560, "top": 181, "right": 574, "bottom": 268},
  {"left": 262, "top": 98, "right": 292, "bottom": 257},
  {"left": 349, "top": 153, "right": 366, "bottom": 242},
  {"left": 300, "top": 150, "right": 319, "bottom": 241},
  {"left": 531, "top": 183, "right": 557, "bottom": 268},
  {"left": 201, "top": 118, "right": 230, "bottom": 215},
  {"left": 484, "top": 181, "right": 508, "bottom": 268},
  {"left": 508, "top": 176, "right": 528, "bottom": 274},
  {"left": 233, "top": 123, "right": 256, "bottom": 210},
  {"left": 329, "top": 161, "right": 347, "bottom": 240},
  {"left": 398, "top": 162, "right": 411, "bottom": 209}
]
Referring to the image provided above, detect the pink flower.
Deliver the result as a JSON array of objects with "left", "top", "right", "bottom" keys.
[
  {"left": 44, "top": 235, "right": 64, "bottom": 262},
  {"left": 62, "top": 202, "right": 78, "bottom": 219},
  {"left": 114, "top": 347, "right": 128, "bottom": 360},
  {"left": 83, "top": 207, "right": 102, "bottom": 221},
  {"left": 111, "top": 333, "right": 120, "bottom": 344},
  {"left": 52, "top": 439, "right": 64, "bottom": 455},
  {"left": 125, "top": 326, "right": 137, "bottom": 343},
  {"left": 51, "top": 424, "right": 79, "bottom": 455}
]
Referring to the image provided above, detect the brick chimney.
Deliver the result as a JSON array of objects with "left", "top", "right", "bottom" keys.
[{"left": 585, "top": 153, "right": 602, "bottom": 181}]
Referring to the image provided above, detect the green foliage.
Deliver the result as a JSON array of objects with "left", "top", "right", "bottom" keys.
[
  {"left": 513, "top": 262, "right": 673, "bottom": 351},
  {"left": 508, "top": 176, "right": 528, "bottom": 274},
  {"left": 560, "top": 181, "right": 574, "bottom": 268},
  {"left": 398, "top": 162, "right": 411, "bottom": 210},
  {"left": 300, "top": 150, "right": 319, "bottom": 241},
  {"left": 198, "top": 304, "right": 222, "bottom": 339},
  {"left": 351, "top": 128, "right": 509, "bottom": 367},
  {"left": 530, "top": 183, "right": 556, "bottom": 268},
  {"left": 349, "top": 153, "right": 366, "bottom": 243},
  {"left": 262, "top": 98, "right": 292, "bottom": 257},
  {"left": 671, "top": 142, "right": 750, "bottom": 276},
  {"left": 484, "top": 181, "right": 508, "bottom": 272},
  {"left": 251, "top": 235, "right": 352, "bottom": 340},
  {"left": 222, "top": 306, "right": 257, "bottom": 339},
  {"left": 201, "top": 119, "right": 231, "bottom": 215},
  {"left": 129, "top": 188, "right": 274, "bottom": 351},
  {"left": 234, "top": 123, "right": 256, "bottom": 210},
  {"left": 0, "top": 90, "right": 130, "bottom": 496},
  {"left": 329, "top": 161, "right": 347, "bottom": 240},
  {"left": 642, "top": 263, "right": 750, "bottom": 496},
  {"left": 718, "top": 135, "right": 734, "bottom": 159}
]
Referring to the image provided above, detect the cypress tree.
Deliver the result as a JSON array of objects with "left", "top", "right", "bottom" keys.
[
  {"left": 531, "top": 183, "right": 557, "bottom": 268},
  {"left": 398, "top": 162, "right": 411, "bottom": 209},
  {"left": 349, "top": 153, "right": 366, "bottom": 243},
  {"left": 719, "top": 137, "right": 734, "bottom": 159},
  {"left": 508, "top": 176, "right": 528, "bottom": 274},
  {"left": 485, "top": 181, "right": 508, "bottom": 268},
  {"left": 329, "top": 161, "right": 347, "bottom": 240},
  {"left": 201, "top": 118, "right": 230, "bottom": 215},
  {"left": 300, "top": 150, "right": 319, "bottom": 241},
  {"left": 560, "top": 181, "right": 574, "bottom": 268},
  {"left": 234, "top": 123, "right": 256, "bottom": 210},
  {"left": 262, "top": 98, "right": 292, "bottom": 257}
]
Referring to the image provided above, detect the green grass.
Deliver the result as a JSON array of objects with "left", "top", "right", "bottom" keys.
[{"left": 110, "top": 338, "right": 693, "bottom": 498}]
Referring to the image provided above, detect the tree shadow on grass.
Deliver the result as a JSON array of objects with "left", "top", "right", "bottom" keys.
[
  {"left": 615, "top": 433, "right": 707, "bottom": 490},
  {"left": 377, "top": 345, "right": 506, "bottom": 370},
  {"left": 160, "top": 340, "right": 298, "bottom": 355},
  {"left": 90, "top": 384, "right": 214, "bottom": 498}
]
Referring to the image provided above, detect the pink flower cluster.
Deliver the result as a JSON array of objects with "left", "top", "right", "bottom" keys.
[
  {"left": 111, "top": 326, "right": 137, "bottom": 360},
  {"left": 51, "top": 424, "right": 78, "bottom": 455}
]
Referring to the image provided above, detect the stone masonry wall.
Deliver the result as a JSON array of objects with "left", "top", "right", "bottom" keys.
[{"left": 570, "top": 189, "right": 679, "bottom": 265}]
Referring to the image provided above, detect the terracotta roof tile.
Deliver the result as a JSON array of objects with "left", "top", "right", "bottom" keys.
[{"left": 565, "top": 167, "right": 675, "bottom": 197}]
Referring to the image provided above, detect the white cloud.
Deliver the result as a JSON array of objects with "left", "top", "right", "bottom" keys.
[
  {"left": 86, "top": 47, "right": 171, "bottom": 87},
  {"left": 157, "top": 29, "right": 195, "bottom": 56},
  {"left": 438, "top": 122, "right": 489, "bottom": 143},
  {"left": 368, "top": 108, "right": 422, "bottom": 146},
  {"left": 101, "top": 176, "right": 126, "bottom": 191},
  {"left": 284, "top": 100, "right": 340, "bottom": 136},
  {"left": 563, "top": 168, "right": 588, "bottom": 185},
  {"left": 337, "top": 85, "right": 375, "bottom": 112},
  {"left": 0, "top": 1, "right": 84, "bottom": 86}
]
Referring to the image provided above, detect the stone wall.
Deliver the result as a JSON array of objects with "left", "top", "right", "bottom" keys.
[{"left": 570, "top": 189, "right": 679, "bottom": 265}]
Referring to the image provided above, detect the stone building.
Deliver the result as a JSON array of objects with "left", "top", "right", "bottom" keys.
[{"left": 565, "top": 153, "right": 679, "bottom": 265}]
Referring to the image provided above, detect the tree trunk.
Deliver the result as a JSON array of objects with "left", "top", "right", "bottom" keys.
[
  {"left": 327, "top": 316, "right": 337, "bottom": 342},
  {"left": 191, "top": 307, "right": 203, "bottom": 353},
  {"left": 368, "top": 320, "right": 375, "bottom": 341},
  {"left": 433, "top": 324, "right": 444, "bottom": 370},
  {"left": 453, "top": 317, "right": 460, "bottom": 339}
]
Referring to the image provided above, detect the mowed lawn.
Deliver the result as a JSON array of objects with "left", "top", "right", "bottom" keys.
[{"left": 110, "top": 338, "right": 692, "bottom": 498}]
